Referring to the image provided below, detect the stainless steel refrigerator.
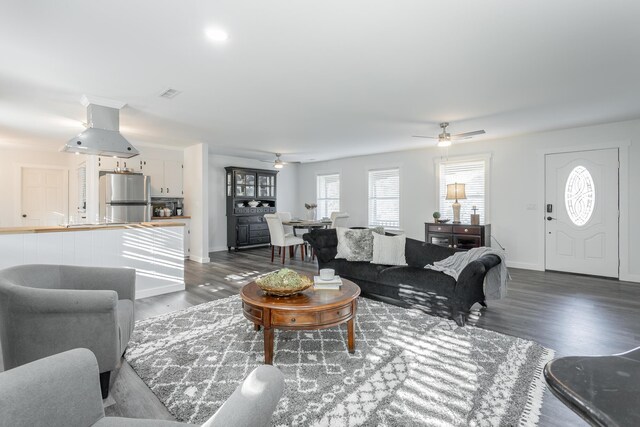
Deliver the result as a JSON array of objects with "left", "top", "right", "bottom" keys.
[{"left": 99, "top": 172, "right": 151, "bottom": 223}]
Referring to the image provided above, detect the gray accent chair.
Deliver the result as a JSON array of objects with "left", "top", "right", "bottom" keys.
[
  {"left": 0, "top": 264, "right": 136, "bottom": 398},
  {"left": 0, "top": 348, "right": 285, "bottom": 427}
]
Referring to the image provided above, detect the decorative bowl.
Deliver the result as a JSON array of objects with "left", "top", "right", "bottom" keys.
[
  {"left": 261, "top": 202, "right": 270, "bottom": 207},
  {"left": 256, "top": 269, "right": 313, "bottom": 296},
  {"left": 237, "top": 203, "right": 245, "bottom": 208},
  {"left": 248, "top": 200, "right": 260, "bottom": 208},
  {"left": 437, "top": 219, "right": 450, "bottom": 223}
]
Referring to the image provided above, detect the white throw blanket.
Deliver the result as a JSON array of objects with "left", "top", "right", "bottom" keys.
[{"left": 424, "top": 247, "right": 508, "bottom": 300}]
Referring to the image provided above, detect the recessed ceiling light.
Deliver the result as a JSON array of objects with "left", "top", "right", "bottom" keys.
[{"left": 205, "top": 27, "right": 229, "bottom": 43}]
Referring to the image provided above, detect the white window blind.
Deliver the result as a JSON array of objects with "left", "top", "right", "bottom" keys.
[
  {"left": 438, "top": 159, "right": 486, "bottom": 224},
  {"left": 317, "top": 174, "right": 340, "bottom": 219},
  {"left": 368, "top": 168, "right": 400, "bottom": 228}
]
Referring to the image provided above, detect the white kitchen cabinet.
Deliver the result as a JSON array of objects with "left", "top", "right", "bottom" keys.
[
  {"left": 97, "top": 156, "right": 135, "bottom": 171},
  {"left": 164, "top": 161, "right": 183, "bottom": 197},
  {"left": 144, "top": 160, "right": 183, "bottom": 197},
  {"left": 151, "top": 218, "right": 190, "bottom": 258}
]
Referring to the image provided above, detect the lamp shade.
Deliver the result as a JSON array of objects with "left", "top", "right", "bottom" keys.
[{"left": 446, "top": 183, "right": 466, "bottom": 200}]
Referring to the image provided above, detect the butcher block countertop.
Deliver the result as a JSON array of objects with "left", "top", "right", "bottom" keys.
[
  {"left": 0, "top": 222, "right": 185, "bottom": 235},
  {"left": 151, "top": 216, "right": 191, "bottom": 220}
]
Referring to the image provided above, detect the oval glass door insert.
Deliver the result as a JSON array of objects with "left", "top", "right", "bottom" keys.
[{"left": 565, "top": 165, "right": 595, "bottom": 226}]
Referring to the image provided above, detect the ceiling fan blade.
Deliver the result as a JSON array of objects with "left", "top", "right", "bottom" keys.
[
  {"left": 412, "top": 135, "right": 438, "bottom": 139},
  {"left": 452, "top": 129, "right": 485, "bottom": 138}
]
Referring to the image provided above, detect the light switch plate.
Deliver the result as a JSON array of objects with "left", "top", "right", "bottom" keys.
[{"left": 526, "top": 204, "right": 537, "bottom": 210}]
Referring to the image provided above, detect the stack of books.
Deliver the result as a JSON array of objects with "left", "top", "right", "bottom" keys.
[{"left": 313, "top": 275, "right": 343, "bottom": 290}]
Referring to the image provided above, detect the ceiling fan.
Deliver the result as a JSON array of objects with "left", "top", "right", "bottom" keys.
[
  {"left": 413, "top": 122, "right": 485, "bottom": 147},
  {"left": 260, "top": 153, "right": 300, "bottom": 169}
]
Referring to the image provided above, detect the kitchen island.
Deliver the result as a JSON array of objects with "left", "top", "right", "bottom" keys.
[{"left": 0, "top": 222, "right": 185, "bottom": 298}]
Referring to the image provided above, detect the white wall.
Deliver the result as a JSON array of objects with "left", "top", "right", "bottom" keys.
[
  {"left": 297, "top": 118, "right": 640, "bottom": 281},
  {"left": 184, "top": 143, "right": 210, "bottom": 262},
  {"left": 208, "top": 153, "right": 299, "bottom": 252}
]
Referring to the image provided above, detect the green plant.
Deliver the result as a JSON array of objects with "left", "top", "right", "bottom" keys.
[{"left": 432, "top": 211, "right": 441, "bottom": 219}]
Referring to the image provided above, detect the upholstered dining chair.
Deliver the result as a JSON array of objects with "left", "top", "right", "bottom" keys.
[
  {"left": 0, "top": 348, "right": 285, "bottom": 427},
  {"left": 330, "top": 211, "right": 350, "bottom": 228},
  {"left": 276, "top": 211, "right": 294, "bottom": 236},
  {"left": 264, "top": 214, "right": 305, "bottom": 263},
  {"left": 0, "top": 264, "right": 135, "bottom": 398}
]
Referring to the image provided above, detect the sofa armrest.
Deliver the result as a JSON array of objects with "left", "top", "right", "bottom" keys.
[
  {"left": 454, "top": 254, "right": 502, "bottom": 300},
  {"left": 0, "top": 348, "right": 105, "bottom": 427},
  {"left": 202, "top": 365, "right": 285, "bottom": 427},
  {"left": 60, "top": 265, "right": 136, "bottom": 301}
]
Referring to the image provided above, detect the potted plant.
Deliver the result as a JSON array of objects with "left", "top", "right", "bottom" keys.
[{"left": 432, "top": 211, "right": 441, "bottom": 223}]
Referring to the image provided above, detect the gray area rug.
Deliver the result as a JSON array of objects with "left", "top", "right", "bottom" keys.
[{"left": 125, "top": 295, "right": 554, "bottom": 426}]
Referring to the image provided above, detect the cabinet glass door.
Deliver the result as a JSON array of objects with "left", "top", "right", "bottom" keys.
[
  {"left": 234, "top": 171, "right": 256, "bottom": 197},
  {"left": 257, "top": 174, "right": 275, "bottom": 197}
]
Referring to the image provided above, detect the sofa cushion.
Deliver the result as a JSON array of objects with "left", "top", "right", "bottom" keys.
[
  {"left": 324, "top": 259, "right": 387, "bottom": 283},
  {"left": 404, "top": 238, "right": 457, "bottom": 268},
  {"left": 335, "top": 227, "right": 384, "bottom": 262},
  {"left": 117, "top": 299, "right": 134, "bottom": 355},
  {"left": 372, "top": 233, "right": 408, "bottom": 266},
  {"left": 378, "top": 266, "right": 457, "bottom": 297}
]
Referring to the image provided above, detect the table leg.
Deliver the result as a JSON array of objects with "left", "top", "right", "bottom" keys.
[
  {"left": 264, "top": 327, "right": 274, "bottom": 364},
  {"left": 347, "top": 318, "right": 355, "bottom": 353},
  {"left": 254, "top": 323, "right": 261, "bottom": 331}
]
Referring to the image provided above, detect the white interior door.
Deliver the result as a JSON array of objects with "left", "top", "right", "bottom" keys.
[
  {"left": 21, "top": 167, "right": 68, "bottom": 226},
  {"left": 545, "top": 149, "right": 618, "bottom": 277}
]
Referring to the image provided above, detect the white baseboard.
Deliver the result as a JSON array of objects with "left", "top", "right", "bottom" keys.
[
  {"left": 620, "top": 273, "right": 640, "bottom": 283},
  {"left": 210, "top": 246, "right": 229, "bottom": 253},
  {"left": 189, "top": 255, "right": 211, "bottom": 263},
  {"left": 507, "top": 261, "right": 545, "bottom": 271},
  {"left": 135, "top": 282, "right": 185, "bottom": 299}
]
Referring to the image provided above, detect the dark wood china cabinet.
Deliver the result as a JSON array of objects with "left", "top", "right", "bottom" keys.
[{"left": 226, "top": 167, "right": 278, "bottom": 251}]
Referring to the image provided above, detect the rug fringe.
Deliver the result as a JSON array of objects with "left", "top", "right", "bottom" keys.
[{"left": 519, "top": 347, "right": 555, "bottom": 427}]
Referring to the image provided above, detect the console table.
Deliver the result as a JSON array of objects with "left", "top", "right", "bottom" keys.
[{"left": 425, "top": 223, "right": 491, "bottom": 250}]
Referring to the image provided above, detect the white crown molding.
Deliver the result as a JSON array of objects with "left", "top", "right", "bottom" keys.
[{"left": 80, "top": 94, "right": 127, "bottom": 109}]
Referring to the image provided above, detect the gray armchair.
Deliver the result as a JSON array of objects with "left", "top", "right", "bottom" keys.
[
  {"left": 0, "top": 348, "right": 285, "bottom": 427},
  {"left": 0, "top": 264, "right": 136, "bottom": 397}
]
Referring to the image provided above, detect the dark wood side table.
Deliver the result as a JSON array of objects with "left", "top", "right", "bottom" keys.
[
  {"left": 425, "top": 223, "right": 491, "bottom": 250},
  {"left": 240, "top": 278, "right": 361, "bottom": 364}
]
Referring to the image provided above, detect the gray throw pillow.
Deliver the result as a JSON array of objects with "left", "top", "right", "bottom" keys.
[{"left": 335, "top": 227, "right": 385, "bottom": 262}]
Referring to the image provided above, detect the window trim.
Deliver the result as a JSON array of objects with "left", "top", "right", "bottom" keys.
[
  {"left": 368, "top": 167, "right": 401, "bottom": 230},
  {"left": 434, "top": 154, "right": 492, "bottom": 224},
  {"left": 315, "top": 172, "right": 341, "bottom": 219}
]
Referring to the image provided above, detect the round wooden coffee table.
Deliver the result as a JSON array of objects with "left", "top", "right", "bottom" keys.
[{"left": 240, "top": 277, "right": 361, "bottom": 365}]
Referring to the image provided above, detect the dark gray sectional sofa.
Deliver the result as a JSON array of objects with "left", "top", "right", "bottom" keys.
[{"left": 303, "top": 229, "right": 501, "bottom": 326}]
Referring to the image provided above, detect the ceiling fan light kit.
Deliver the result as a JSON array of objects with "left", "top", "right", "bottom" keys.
[{"left": 413, "top": 122, "right": 485, "bottom": 147}]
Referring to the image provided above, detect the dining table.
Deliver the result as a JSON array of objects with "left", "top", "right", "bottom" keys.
[{"left": 281, "top": 219, "right": 332, "bottom": 236}]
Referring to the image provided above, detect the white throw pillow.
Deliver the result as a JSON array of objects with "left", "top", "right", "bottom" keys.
[
  {"left": 371, "top": 233, "right": 408, "bottom": 266},
  {"left": 335, "top": 227, "right": 384, "bottom": 262}
]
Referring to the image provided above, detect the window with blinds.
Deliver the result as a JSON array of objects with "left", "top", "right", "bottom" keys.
[
  {"left": 317, "top": 173, "right": 340, "bottom": 219},
  {"left": 368, "top": 168, "right": 400, "bottom": 228},
  {"left": 438, "top": 159, "right": 486, "bottom": 224}
]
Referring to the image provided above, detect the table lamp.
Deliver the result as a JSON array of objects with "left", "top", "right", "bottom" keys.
[{"left": 446, "top": 182, "right": 466, "bottom": 224}]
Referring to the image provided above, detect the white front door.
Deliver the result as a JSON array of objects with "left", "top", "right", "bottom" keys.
[
  {"left": 21, "top": 167, "right": 68, "bottom": 226},
  {"left": 545, "top": 149, "right": 618, "bottom": 277}
]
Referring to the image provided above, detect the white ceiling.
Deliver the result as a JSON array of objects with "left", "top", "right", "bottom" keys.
[{"left": 1, "top": 1, "right": 639, "bottom": 162}]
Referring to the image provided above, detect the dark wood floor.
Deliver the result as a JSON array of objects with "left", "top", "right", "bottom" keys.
[{"left": 106, "top": 247, "right": 640, "bottom": 426}]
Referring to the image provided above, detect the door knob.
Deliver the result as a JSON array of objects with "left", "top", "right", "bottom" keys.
[{"left": 546, "top": 216, "right": 556, "bottom": 221}]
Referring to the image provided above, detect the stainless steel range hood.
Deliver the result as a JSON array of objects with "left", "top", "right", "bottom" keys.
[{"left": 62, "top": 103, "right": 139, "bottom": 158}]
